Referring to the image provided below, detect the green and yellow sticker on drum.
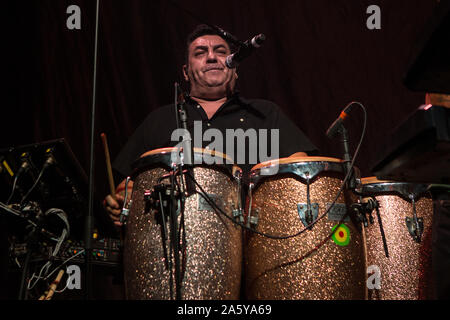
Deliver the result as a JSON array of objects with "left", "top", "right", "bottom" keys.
[{"left": 331, "top": 224, "right": 351, "bottom": 246}]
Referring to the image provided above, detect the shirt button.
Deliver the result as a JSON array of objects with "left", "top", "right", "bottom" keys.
[
  {"left": 197, "top": 105, "right": 201, "bottom": 109},
  {"left": 240, "top": 118, "right": 244, "bottom": 122},
  {"left": 207, "top": 123, "right": 211, "bottom": 127}
]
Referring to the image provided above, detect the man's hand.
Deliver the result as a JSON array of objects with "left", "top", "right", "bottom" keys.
[
  {"left": 103, "top": 179, "right": 133, "bottom": 227},
  {"left": 104, "top": 193, "right": 125, "bottom": 227}
]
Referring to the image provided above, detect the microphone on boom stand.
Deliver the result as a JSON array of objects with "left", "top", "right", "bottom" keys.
[{"left": 326, "top": 104, "right": 356, "bottom": 189}]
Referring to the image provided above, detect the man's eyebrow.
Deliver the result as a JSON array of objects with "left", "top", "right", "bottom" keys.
[
  {"left": 213, "top": 44, "right": 227, "bottom": 50},
  {"left": 193, "top": 45, "right": 208, "bottom": 51},
  {"left": 193, "top": 44, "right": 228, "bottom": 51}
]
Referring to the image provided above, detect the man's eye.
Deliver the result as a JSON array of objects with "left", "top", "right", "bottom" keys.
[{"left": 195, "top": 51, "right": 205, "bottom": 56}]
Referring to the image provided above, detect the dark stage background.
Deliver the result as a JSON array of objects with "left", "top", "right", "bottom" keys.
[{"left": 5, "top": 0, "right": 440, "bottom": 230}]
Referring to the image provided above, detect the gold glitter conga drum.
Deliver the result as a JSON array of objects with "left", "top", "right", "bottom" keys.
[
  {"left": 123, "top": 147, "right": 243, "bottom": 299},
  {"left": 245, "top": 156, "right": 366, "bottom": 299},
  {"left": 359, "top": 177, "right": 434, "bottom": 300}
]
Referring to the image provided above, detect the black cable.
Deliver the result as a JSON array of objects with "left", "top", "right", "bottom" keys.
[
  {"left": 375, "top": 205, "right": 389, "bottom": 258},
  {"left": 18, "top": 244, "right": 32, "bottom": 300},
  {"left": 19, "top": 166, "right": 46, "bottom": 206},
  {"left": 6, "top": 175, "right": 19, "bottom": 205}
]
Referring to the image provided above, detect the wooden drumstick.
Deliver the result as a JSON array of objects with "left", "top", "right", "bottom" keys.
[
  {"left": 39, "top": 269, "right": 65, "bottom": 300},
  {"left": 101, "top": 133, "right": 116, "bottom": 201}
]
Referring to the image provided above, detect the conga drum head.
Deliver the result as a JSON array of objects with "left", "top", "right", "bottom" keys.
[
  {"left": 124, "top": 148, "right": 242, "bottom": 299},
  {"left": 245, "top": 156, "right": 366, "bottom": 300},
  {"left": 359, "top": 177, "right": 433, "bottom": 300}
]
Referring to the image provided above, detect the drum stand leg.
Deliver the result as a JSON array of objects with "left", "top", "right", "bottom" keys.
[
  {"left": 167, "top": 172, "right": 183, "bottom": 300},
  {"left": 145, "top": 171, "right": 185, "bottom": 300}
]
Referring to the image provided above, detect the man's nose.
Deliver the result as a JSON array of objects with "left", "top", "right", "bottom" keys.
[{"left": 206, "top": 49, "right": 218, "bottom": 62}]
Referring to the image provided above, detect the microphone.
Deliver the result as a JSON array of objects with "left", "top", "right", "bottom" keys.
[
  {"left": 225, "top": 33, "right": 266, "bottom": 69},
  {"left": 42, "top": 148, "right": 81, "bottom": 199},
  {"left": 43, "top": 148, "right": 57, "bottom": 169},
  {"left": 175, "top": 83, "right": 196, "bottom": 196},
  {"left": 326, "top": 104, "right": 354, "bottom": 138},
  {"left": 212, "top": 25, "right": 242, "bottom": 47},
  {"left": 16, "top": 152, "right": 32, "bottom": 177}
]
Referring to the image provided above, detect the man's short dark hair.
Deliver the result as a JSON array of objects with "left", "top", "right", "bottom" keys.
[{"left": 184, "top": 24, "right": 236, "bottom": 65}]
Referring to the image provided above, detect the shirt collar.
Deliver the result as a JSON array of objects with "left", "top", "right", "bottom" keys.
[{"left": 186, "top": 91, "right": 266, "bottom": 119}]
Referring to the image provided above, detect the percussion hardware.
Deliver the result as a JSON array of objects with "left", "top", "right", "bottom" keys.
[
  {"left": 305, "top": 176, "right": 314, "bottom": 228},
  {"left": 246, "top": 183, "right": 255, "bottom": 228},
  {"left": 351, "top": 197, "right": 378, "bottom": 227},
  {"left": 232, "top": 205, "right": 244, "bottom": 224},
  {"left": 119, "top": 177, "right": 132, "bottom": 225},
  {"left": 405, "top": 196, "right": 424, "bottom": 243},
  {"left": 351, "top": 196, "right": 390, "bottom": 257},
  {"left": 168, "top": 168, "right": 183, "bottom": 300},
  {"left": 356, "top": 182, "right": 430, "bottom": 202},
  {"left": 143, "top": 185, "right": 173, "bottom": 270},
  {"left": 297, "top": 203, "right": 318, "bottom": 228},
  {"left": 248, "top": 208, "right": 259, "bottom": 229},
  {"left": 144, "top": 184, "right": 181, "bottom": 216},
  {"left": 233, "top": 167, "right": 244, "bottom": 224},
  {"left": 249, "top": 161, "right": 345, "bottom": 186}
]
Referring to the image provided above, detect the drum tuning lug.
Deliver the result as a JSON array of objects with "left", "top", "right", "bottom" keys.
[
  {"left": 405, "top": 196, "right": 423, "bottom": 243},
  {"left": 232, "top": 209, "right": 244, "bottom": 224},
  {"left": 405, "top": 216, "right": 424, "bottom": 243},
  {"left": 247, "top": 208, "right": 259, "bottom": 229},
  {"left": 229, "top": 202, "right": 243, "bottom": 224},
  {"left": 297, "top": 203, "right": 318, "bottom": 229},
  {"left": 351, "top": 204, "right": 368, "bottom": 227}
]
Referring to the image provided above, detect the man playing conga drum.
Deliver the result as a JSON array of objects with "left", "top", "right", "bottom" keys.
[{"left": 103, "top": 24, "right": 318, "bottom": 225}]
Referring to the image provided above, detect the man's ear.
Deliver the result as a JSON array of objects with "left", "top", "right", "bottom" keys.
[{"left": 182, "top": 65, "right": 189, "bottom": 82}]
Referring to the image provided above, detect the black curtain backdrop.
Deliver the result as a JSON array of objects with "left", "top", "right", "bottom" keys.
[{"left": 5, "top": 0, "right": 438, "bottom": 221}]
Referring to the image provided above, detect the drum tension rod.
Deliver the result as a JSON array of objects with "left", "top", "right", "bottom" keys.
[
  {"left": 247, "top": 183, "right": 259, "bottom": 229},
  {"left": 405, "top": 196, "right": 424, "bottom": 243},
  {"left": 305, "top": 178, "right": 313, "bottom": 227},
  {"left": 297, "top": 175, "right": 318, "bottom": 229}
]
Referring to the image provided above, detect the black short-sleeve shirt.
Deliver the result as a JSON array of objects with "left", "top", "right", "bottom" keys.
[{"left": 113, "top": 94, "right": 318, "bottom": 180}]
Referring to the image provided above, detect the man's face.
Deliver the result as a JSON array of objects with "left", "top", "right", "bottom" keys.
[{"left": 183, "top": 35, "right": 237, "bottom": 99}]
